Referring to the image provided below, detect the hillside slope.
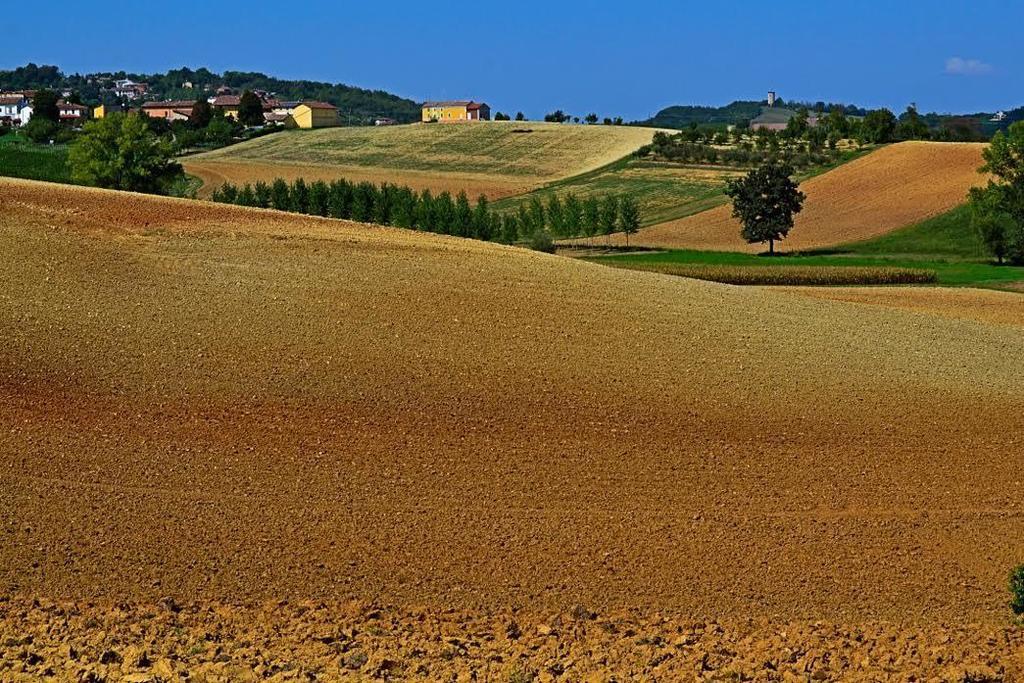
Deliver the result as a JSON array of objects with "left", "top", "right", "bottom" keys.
[
  {"left": 618, "top": 141, "right": 987, "bottom": 251},
  {"left": 3, "top": 178, "right": 1023, "bottom": 629},
  {"left": 185, "top": 121, "right": 661, "bottom": 199}
]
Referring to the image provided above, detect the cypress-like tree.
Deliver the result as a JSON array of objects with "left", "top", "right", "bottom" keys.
[
  {"left": 392, "top": 187, "right": 417, "bottom": 228},
  {"left": 618, "top": 195, "right": 641, "bottom": 246},
  {"left": 236, "top": 183, "right": 256, "bottom": 206},
  {"left": 599, "top": 195, "right": 619, "bottom": 241},
  {"left": 454, "top": 191, "right": 473, "bottom": 237},
  {"left": 563, "top": 193, "right": 583, "bottom": 237},
  {"left": 218, "top": 182, "right": 239, "bottom": 204},
  {"left": 435, "top": 192, "right": 456, "bottom": 234},
  {"left": 500, "top": 213, "right": 520, "bottom": 243},
  {"left": 253, "top": 180, "right": 271, "bottom": 208},
  {"left": 527, "top": 196, "right": 546, "bottom": 234},
  {"left": 416, "top": 189, "right": 434, "bottom": 231},
  {"left": 546, "top": 195, "right": 565, "bottom": 237},
  {"left": 270, "top": 178, "right": 290, "bottom": 211},
  {"left": 327, "top": 179, "right": 352, "bottom": 219},
  {"left": 308, "top": 180, "right": 330, "bottom": 216},
  {"left": 237, "top": 90, "right": 266, "bottom": 127},
  {"left": 473, "top": 195, "right": 492, "bottom": 240},
  {"left": 582, "top": 196, "right": 600, "bottom": 241},
  {"left": 289, "top": 178, "right": 309, "bottom": 213}
]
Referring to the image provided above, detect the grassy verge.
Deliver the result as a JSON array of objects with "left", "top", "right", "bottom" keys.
[
  {"left": 593, "top": 249, "right": 1022, "bottom": 288},
  {"left": 0, "top": 131, "right": 71, "bottom": 183},
  {"left": 590, "top": 202, "right": 1024, "bottom": 290}
]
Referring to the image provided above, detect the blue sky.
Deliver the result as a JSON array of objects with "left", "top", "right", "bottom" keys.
[{"left": 6, "top": 0, "right": 1021, "bottom": 119}]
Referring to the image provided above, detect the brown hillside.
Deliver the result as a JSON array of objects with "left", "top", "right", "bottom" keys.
[
  {"left": 2, "top": 179, "right": 1024, "bottom": 677},
  {"left": 618, "top": 142, "right": 988, "bottom": 251}
]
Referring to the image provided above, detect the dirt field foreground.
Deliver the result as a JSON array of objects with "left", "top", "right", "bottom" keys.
[
  {"left": 614, "top": 142, "right": 988, "bottom": 252},
  {"left": 2, "top": 178, "right": 1024, "bottom": 680}
]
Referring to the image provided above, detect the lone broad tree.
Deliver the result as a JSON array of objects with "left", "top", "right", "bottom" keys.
[{"left": 724, "top": 161, "right": 806, "bottom": 254}]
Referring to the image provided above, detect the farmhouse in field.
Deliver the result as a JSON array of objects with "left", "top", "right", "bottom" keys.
[
  {"left": 291, "top": 101, "right": 339, "bottom": 129},
  {"left": 421, "top": 100, "right": 490, "bottom": 122}
]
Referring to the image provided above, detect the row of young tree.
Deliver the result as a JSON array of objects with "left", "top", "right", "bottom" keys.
[{"left": 209, "top": 178, "right": 642, "bottom": 247}]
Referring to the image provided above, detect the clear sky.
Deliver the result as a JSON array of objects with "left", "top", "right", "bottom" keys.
[{"left": 6, "top": 0, "right": 1021, "bottom": 120}]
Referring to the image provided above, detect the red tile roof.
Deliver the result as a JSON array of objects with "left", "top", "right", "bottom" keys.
[
  {"left": 212, "top": 95, "right": 241, "bottom": 107},
  {"left": 298, "top": 101, "right": 337, "bottom": 110},
  {"left": 142, "top": 100, "right": 197, "bottom": 109}
]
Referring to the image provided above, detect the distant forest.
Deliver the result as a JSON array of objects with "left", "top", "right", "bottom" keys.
[{"left": 0, "top": 63, "right": 421, "bottom": 124}]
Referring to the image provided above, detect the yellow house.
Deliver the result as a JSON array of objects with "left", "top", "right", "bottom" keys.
[
  {"left": 422, "top": 100, "right": 490, "bottom": 123},
  {"left": 93, "top": 103, "right": 122, "bottom": 119},
  {"left": 292, "top": 101, "right": 339, "bottom": 129}
]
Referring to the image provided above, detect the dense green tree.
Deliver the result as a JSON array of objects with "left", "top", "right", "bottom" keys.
[
  {"left": 860, "top": 108, "right": 897, "bottom": 144},
  {"left": 563, "top": 193, "right": 583, "bottom": 237},
  {"left": 897, "top": 105, "right": 929, "bottom": 140},
  {"left": 527, "top": 196, "right": 546, "bottom": 234},
  {"left": 308, "top": 180, "right": 330, "bottom": 216},
  {"left": 270, "top": 178, "right": 290, "bottom": 210},
  {"left": 237, "top": 90, "right": 265, "bottom": 127},
  {"left": 416, "top": 189, "right": 434, "bottom": 231},
  {"left": 32, "top": 89, "right": 60, "bottom": 123},
  {"left": 969, "top": 121, "right": 1024, "bottom": 264},
  {"left": 253, "top": 180, "right": 271, "bottom": 208},
  {"left": 582, "top": 196, "right": 600, "bottom": 241},
  {"left": 327, "top": 179, "right": 351, "bottom": 218},
  {"left": 22, "top": 117, "right": 59, "bottom": 143},
  {"left": 500, "top": 213, "right": 520, "bottom": 243},
  {"left": 289, "top": 178, "right": 309, "bottom": 213},
  {"left": 618, "top": 195, "right": 641, "bottom": 246},
  {"left": 434, "top": 191, "right": 456, "bottom": 233},
  {"left": 204, "top": 113, "right": 237, "bottom": 146},
  {"left": 454, "top": 191, "right": 473, "bottom": 237},
  {"left": 546, "top": 194, "right": 565, "bottom": 236},
  {"left": 472, "top": 194, "right": 492, "bottom": 240},
  {"left": 515, "top": 112, "right": 525, "bottom": 121},
  {"left": 68, "top": 113, "right": 183, "bottom": 193},
  {"left": 584, "top": 113, "right": 598, "bottom": 124},
  {"left": 784, "top": 108, "right": 810, "bottom": 139},
  {"left": 236, "top": 183, "right": 257, "bottom": 206},
  {"left": 599, "top": 195, "right": 619, "bottom": 240},
  {"left": 190, "top": 98, "right": 213, "bottom": 129},
  {"left": 493, "top": 112, "right": 510, "bottom": 121},
  {"left": 724, "top": 161, "right": 806, "bottom": 254}
]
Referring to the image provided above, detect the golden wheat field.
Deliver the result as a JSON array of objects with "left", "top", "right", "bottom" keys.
[
  {"left": 185, "top": 121, "right": 662, "bottom": 199},
  {"left": 3, "top": 178, "right": 1024, "bottom": 679},
  {"left": 608, "top": 142, "right": 988, "bottom": 251}
]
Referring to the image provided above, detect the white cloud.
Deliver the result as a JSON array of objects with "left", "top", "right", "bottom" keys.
[{"left": 945, "top": 57, "right": 993, "bottom": 76}]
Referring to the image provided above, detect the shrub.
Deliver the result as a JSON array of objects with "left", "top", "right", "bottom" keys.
[
  {"left": 23, "top": 117, "right": 59, "bottom": 144},
  {"left": 528, "top": 229, "right": 555, "bottom": 253},
  {"left": 1011, "top": 564, "right": 1024, "bottom": 617}
]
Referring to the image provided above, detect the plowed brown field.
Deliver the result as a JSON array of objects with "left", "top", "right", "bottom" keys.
[
  {"left": 609, "top": 142, "right": 988, "bottom": 251},
  {"left": 779, "top": 286, "right": 1024, "bottom": 328},
  {"left": 2, "top": 178, "right": 1024, "bottom": 678}
]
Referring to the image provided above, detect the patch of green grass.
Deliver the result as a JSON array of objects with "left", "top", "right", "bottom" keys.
[
  {"left": 594, "top": 249, "right": 1023, "bottom": 289},
  {"left": 0, "top": 131, "right": 72, "bottom": 183},
  {"left": 825, "top": 204, "right": 986, "bottom": 258}
]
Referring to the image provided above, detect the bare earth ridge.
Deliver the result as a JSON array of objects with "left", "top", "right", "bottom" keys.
[{"left": 1, "top": 179, "right": 1023, "bottom": 679}]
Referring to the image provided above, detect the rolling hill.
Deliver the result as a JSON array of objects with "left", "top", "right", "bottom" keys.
[
  {"left": 3, "top": 178, "right": 1024, "bottom": 676},
  {"left": 184, "top": 121, "right": 662, "bottom": 199},
  {"left": 610, "top": 141, "right": 988, "bottom": 251}
]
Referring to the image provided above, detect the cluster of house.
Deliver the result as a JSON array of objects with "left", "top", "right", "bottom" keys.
[
  {"left": 137, "top": 90, "right": 340, "bottom": 129},
  {"left": 0, "top": 86, "right": 342, "bottom": 130},
  {"left": 0, "top": 91, "right": 90, "bottom": 126}
]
